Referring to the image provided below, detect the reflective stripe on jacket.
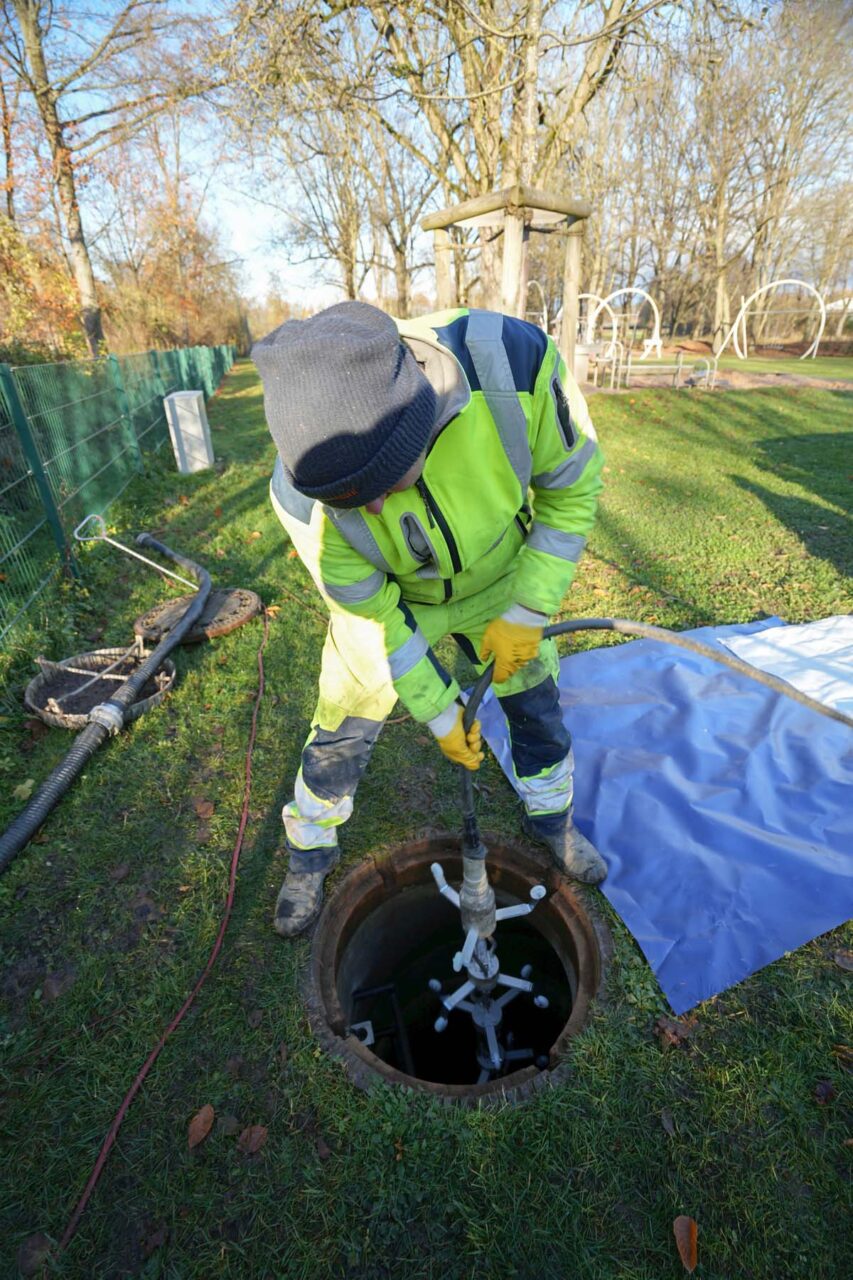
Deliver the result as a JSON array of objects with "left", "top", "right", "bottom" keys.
[{"left": 270, "top": 307, "right": 604, "bottom": 723}]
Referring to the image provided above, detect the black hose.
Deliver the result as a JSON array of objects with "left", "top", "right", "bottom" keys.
[
  {"left": 0, "top": 538, "right": 212, "bottom": 873},
  {"left": 459, "top": 615, "right": 852, "bottom": 853}
]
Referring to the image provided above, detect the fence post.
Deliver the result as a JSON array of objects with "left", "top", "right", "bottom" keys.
[
  {"left": 107, "top": 354, "right": 144, "bottom": 473},
  {"left": 0, "top": 362, "right": 78, "bottom": 578}
]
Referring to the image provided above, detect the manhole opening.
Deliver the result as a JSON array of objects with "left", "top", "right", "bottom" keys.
[{"left": 308, "top": 837, "right": 608, "bottom": 1103}]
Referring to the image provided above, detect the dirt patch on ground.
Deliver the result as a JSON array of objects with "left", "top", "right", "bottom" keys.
[
  {"left": 586, "top": 366, "right": 851, "bottom": 394},
  {"left": 711, "top": 368, "right": 851, "bottom": 392}
]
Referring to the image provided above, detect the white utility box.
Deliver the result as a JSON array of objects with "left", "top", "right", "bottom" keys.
[
  {"left": 572, "top": 347, "right": 590, "bottom": 385},
  {"left": 164, "top": 390, "right": 214, "bottom": 474}
]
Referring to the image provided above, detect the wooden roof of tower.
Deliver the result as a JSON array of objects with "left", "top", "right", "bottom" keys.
[{"left": 421, "top": 185, "right": 591, "bottom": 231}]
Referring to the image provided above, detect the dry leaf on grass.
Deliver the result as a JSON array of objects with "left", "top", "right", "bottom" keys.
[
  {"left": 141, "top": 1224, "right": 168, "bottom": 1257},
  {"left": 832, "top": 1044, "right": 853, "bottom": 1073},
  {"left": 654, "top": 1014, "right": 698, "bottom": 1049},
  {"left": 266, "top": 605, "right": 282, "bottom": 617},
  {"left": 192, "top": 798, "right": 215, "bottom": 819},
  {"left": 188, "top": 1104, "right": 215, "bottom": 1149},
  {"left": 12, "top": 779, "right": 35, "bottom": 802},
  {"left": 814, "top": 1080, "right": 837, "bottom": 1105},
  {"left": 316, "top": 1133, "right": 332, "bottom": 1160},
  {"left": 237, "top": 1124, "right": 268, "bottom": 1154},
  {"left": 16, "top": 1233, "right": 52, "bottom": 1276},
  {"left": 833, "top": 949, "right": 853, "bottom": 972},
  {"left": 247, "top": 1008, "right": 263, "bottom": 1029},
  {"left": 43, "top": 969, "right": 77, "bottom": 1002},
  {"left": 673, "top": 1215, "right": 698, "bottom": 1272},
  {"left": 109, "top": 862, "right": 130, "bottom": 882},
  {"left": 248, "top": 530, "right": 262, "bottom": 541}
]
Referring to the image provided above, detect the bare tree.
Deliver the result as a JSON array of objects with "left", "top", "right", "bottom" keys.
[{"left": 0, "top": 0, "right": 206, "bottom": 353}]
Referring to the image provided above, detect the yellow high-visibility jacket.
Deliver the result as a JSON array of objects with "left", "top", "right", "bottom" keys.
[{"left": 271, "top": 308, "right": 604, "bottom": 723}]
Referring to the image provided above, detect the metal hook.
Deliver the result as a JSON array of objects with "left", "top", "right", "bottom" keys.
[{"left": 73, "top": 513, "right": 198, "bottom": 591}]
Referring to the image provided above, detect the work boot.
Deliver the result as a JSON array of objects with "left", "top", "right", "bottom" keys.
[
  {"left": 522, "top": 812, "right": 607, "bottom": 885},
  {"left": 273, "top": 866, "right": 331, "bottom": 938}
]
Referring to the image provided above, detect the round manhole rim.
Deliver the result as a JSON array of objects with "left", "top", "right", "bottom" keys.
[{"left": 304, "top": 834, "right": 611, "bottom": 1104}]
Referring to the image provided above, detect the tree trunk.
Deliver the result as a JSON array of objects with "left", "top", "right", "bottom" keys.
[
  {"left": 392, "top": 241, "right": 410, "bottom": 317},
  {"left": 0, "top": 72, "right": 15, "bottom": 222},
  {"left": 14, "top": 0, "right": 105, "bottom": 354}
]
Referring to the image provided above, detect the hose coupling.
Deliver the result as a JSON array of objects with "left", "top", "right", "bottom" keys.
[{"left": 88, "top": 701, "right": 125, "bottom": 736}]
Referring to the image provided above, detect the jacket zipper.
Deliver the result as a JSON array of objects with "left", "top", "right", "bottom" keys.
[{"left": 417, "top": 477, "right": 462, "bottom": 574}]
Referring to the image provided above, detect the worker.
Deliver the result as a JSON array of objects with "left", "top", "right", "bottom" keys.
[{"left": 252, "top": 301, "right": 605, "bottom": 938}]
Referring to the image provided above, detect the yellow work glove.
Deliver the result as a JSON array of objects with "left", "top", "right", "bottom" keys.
[
  {"left": 480, "top": 606, "right": 546, "bottom": 685},
  {"left": 427, "top": 704, "right": 484, "bottom": 772}
]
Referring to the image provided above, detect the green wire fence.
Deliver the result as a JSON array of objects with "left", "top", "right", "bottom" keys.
[{"left": 0, "top": 344, "right": 234, "bottom": 648}]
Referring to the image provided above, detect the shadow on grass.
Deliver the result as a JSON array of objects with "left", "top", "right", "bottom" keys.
[{"left": 734, "top": 429, "right": 853, "bottom": 579}]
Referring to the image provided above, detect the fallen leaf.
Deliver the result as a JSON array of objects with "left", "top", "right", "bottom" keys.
[
  {"left": 673, "top": 1215, "right": 698, "bottom": 1273},
  {"left": 248, "top": 530, "right": 262, "bottom": 540},
  {"left": 43, "top": 969, "right": 76, "bottom": 1002},
  {"left": 131, "top": 891, "right": 162, "bottom": 923},
  {"left": 393, "top": 1136, "right": 404, "bottom": 1162},
  {"left": 22, "top": 718, "right": 48, "bottom": 749},
  {"left": 109, "top": 862, "right": 131, "bottom": 882},
  {"left": 833, "top": 949, "right": 853, "bottom": 972},
  {"left": 654, "top": 1015, "right": 698, "bottom": 1050},
  {"left": 225, "top": 1054, "right": 244, "bottom": 1078},
  {"left": 188, "top": 1103, "right": 215, "bottom": 1149},
  {"left": 215, "top": 547, "right": 226, "bottom": 558},
  {"left": 316, "top": 1133, "right": 332, "bottom": 1160},
  {"left": 214, "top": 506, "right": 222, "bottom": 518},
  {"left": 13, "top": 779, "right": 35, "bottom": 803},
  {"left": 287, "top": 548, "right": 299, "bottom": 558},
  {"left": 814, "top": 1080, "right": 836, "bottom": 1106},
  {"left": 247, "top": 1008, "right": 263, "bottom": 1029},
  {"left": 218, "top": 1113, "right": 241, "bottom": 1136},
  {"left": 277, "top": 1042, "right": 289, "bottom": 1067},
  {"left": 265, "top": 605, "right": 282, "bottom": 617},
  {"left": 193, "top": 798, "right": 214, "bottom": 819},
  {"left": 832, "top": 1044, "right": 853, "bottom": 1073},
  {"left": 237, "top": 1124, "right": 268, "bottom": 1154},
  {"left": 179, "top": 495, "right": 189, "bottom": 505},
  {"left": 142, "top": 1224, "right": 168, "bottom": 1257},
  {"left": 16, "top": 1233, "right": 52, "bottom": 1276},
  {"left": 660, "top": 1108, "right": 676, "bottom": 1137}
]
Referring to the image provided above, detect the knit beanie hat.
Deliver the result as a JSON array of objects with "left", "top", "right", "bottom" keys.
[{"left": 251, "top": 301, "right": 437, "bottom": 508}]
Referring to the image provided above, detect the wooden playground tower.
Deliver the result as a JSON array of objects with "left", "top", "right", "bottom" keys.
[{"left": 421, "top": 185, "right": 591, "bottom": 377}]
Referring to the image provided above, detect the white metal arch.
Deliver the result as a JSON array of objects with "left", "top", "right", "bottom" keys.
[
  {"left": 719, "top": 279, "right": 827, "bottom": 361},
  {"left": 591, "top": 288, "right": 662, "bottom": 360},
  {"left": 579, "top": 292, "right": 618, "bottom": 353}
]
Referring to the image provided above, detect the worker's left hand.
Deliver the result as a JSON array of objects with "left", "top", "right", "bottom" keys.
[{"left": 480, "top": 606, "right": 545, "bottom": 684}]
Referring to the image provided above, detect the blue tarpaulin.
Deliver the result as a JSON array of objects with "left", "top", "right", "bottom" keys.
[{"left": 476, "top": 618, "right": 853, "bottom": 1013}]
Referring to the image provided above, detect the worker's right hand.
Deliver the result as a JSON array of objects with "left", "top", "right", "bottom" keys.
[{"left": 427, "top": 704, "right": 484, "bottom": 772}]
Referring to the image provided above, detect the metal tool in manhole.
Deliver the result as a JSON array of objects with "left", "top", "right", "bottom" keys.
[{"left": 306, "top": 838, "right": 608, "bottom": 1102}]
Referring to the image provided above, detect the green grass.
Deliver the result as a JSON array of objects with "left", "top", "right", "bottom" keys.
[
  {"left": 714, "top": 353, "right": 853, "bottom": 381},
  {"left": 1, "top": 367, "right": 851, "bottom": 1279}
]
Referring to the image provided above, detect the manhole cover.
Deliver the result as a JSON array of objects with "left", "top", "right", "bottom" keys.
[
  {"left": 134, "top": 587, "right": 262, "bottom": 643},
  {"left": 305, "top": 836, "right": 610, "bottom": 1104}
]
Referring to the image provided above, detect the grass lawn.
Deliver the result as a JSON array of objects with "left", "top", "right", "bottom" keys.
[
  {"left": 1, "top": 366, "right": 851, "bottom": 1279},
  {"left": 714, "top": 353, "right": 853, "bottom": 381}
]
